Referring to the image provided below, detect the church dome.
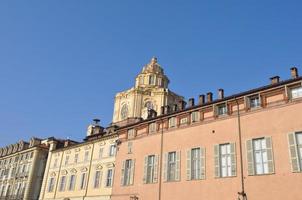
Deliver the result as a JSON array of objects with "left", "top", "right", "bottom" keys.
[
  {"left": 135, "top": 57, "right": 170, "bottom": 88},
  {"left": 141, "top": 57, "right": 164, "bottom": 74}
]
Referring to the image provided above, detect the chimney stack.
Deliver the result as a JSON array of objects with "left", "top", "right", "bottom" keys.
[
  {"left": 198, "top": 94, "right": 205, "bottom": 105},
  {"left": 291, "top": 67, "right": 299, "bottom": 79},
  {"left": 270, "top": 76, "right": 280, "bottom": 84},
  {"left": 179, "top": 100, "right": 187, "bottom": 110},
  {"left": 188, "top": 98, "right": 195, "bottom": 107},
  {"left": 218, "top": 89, "right": 224, "bottom": 99},
  {"left": 207, "top": 92, "right": 213, "bottom": 103}
]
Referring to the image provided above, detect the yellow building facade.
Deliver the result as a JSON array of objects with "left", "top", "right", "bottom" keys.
[{"left": 39, "top": 121, "right": 118, "bottom": 200}]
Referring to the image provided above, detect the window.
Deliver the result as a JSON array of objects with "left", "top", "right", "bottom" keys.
[
  {"left": 127, "top": 129, "right": 136, "bottom": 139},
  {"left": 220, "top": 144, "right": 232, "bottom": 177},
  {"left": 191, "top": 111, "right": 200, "bottom": 123},
  {"left": 121, "top": 104, "right": 129, "bottom": 120},
  {"left": 288, "top": 132, "right": 302, "bottom": 172},
  {"left": 109, "top": 145, "right": 116, "bottom": 157},
  {"left": 215, "top": 143, "right": 236, "bottom": 178},
  {"left": 148, "top": 123, "right": 156, "bottom": 133},
  {"left": 145, "top": 101, "right": 154, "bottom": 110},
  {"left": 94, "top": 171, "right": 101, "bottom": 188},
  {"left": 168, "top": 117, "right": 176, "bottom": 128},
  {"left": 84, "top": 151, "right": 89, "bottom": 162},
  {"left": 165, "top": 151, "right": 181, "bottom": 182},
  {"left": 143, "top": 155, "right": 158, "bottom": 184},
  {"left": 191, "top": 148, "right": 201, "bottom": 179},
  {"left": 68, "top": 175, "right": 76, "bottom": 191},
  {"left": 149, "top": 75, "right": 155, "bottom": 85},
  {"left": 246, "top": 137, "right": 274, "bottom": 175},
  {"left": 249, "top": 95, "right": 261, "bottom": 108},
  {"left": 106, "top": 169, "right": 113, "bottom": 187},
  {"left": 74, "top": 154, "right": 79, "bottom": 164},
  {"left": 121, "top": 159, "right": 134, "bottom": 186},
  {"left": 139, "top": 76, "right": 144, "bottom": 85},
  {"left": 64, "top": 156, "right": 69, "bottom": 166},
  {"left": 47, "top": 177, "right": 55, "bottom": 192},
  {"left": 217, "top": 104, "right": 227, "bottom": 116},
  {"left": 80, "top": 173, "right": 87, "bottom": 190},
  {"left": 291, "top": 86, "right": 302, "bottom": 99},
  {"left": 127, "top": 142, "right": 133, "bottom": 154},
  {"left": 180, "top": 117, "right": 188, "bottom": 125},
  {"left": 59, "top": 176, "right": 66, "bottom": 192}
]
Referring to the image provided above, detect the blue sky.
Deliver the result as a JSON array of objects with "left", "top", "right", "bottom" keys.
[{"left": 0, "top": 0, "right": 301, "bottom": 147}]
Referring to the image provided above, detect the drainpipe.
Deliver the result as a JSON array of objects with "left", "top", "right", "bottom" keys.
[
  {"left": 83, "top": 143, "right": 95, "bottom": 200},
  {"left": 158, "top": 119, "right": 164, "bottom": 200},
  {"left": 235, "top": 98, "right": 247, "bottom": 200}
]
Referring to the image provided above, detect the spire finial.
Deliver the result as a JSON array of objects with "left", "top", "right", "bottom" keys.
[{"left": 151, "top": 56, "right": 157, "bottom": 64}]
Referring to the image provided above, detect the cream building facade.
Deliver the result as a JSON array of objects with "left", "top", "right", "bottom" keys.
[
  {"left": 39, "top": 121, "right": 118, "bottom": 200},
  {"left": 112, "top": 57, "right": 184, "bottom": 125},
  {"left": 0, "top": 138, "right": 58, "bottom": 200}
]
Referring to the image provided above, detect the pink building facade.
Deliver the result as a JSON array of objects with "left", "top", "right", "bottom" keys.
[{"left": 112, "top": 68, "right": 302, "bottom": 200}]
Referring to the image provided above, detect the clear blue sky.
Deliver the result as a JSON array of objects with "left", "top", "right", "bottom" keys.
[{"left": 0, "top": 0, "right": 301, "bottom": 147}]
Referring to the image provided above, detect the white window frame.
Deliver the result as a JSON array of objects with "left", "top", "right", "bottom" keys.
[
  {"left": 219, "top": 144, "right": 232, "bottom": 177},
  {"left": 59, "top": 176, "right": 66, "bottom": 192},
  {"left": 94, "top": 170, "right": 101, "bottom": 188},
  {"left": 191, "top": 111, "right": 200, "bottom": 123},
  {"left": 80, "top": 173, "right": 87, "bottom": 190},
  {"left": 253, "top": 138, "right": 269, "bottom": 175},
  {"left": 167, "top": 152, "right": 176, "bottom": 181},
  {"left": 68, "top": 175, "right": 76, "bottom": 191},
  {"left": 168, "top": 117, "right": 176, "bottom": 128},
  {"left": 291, "top": 86, "right": 302, "bottom": 99},
  {"left": 106, "top": 169, "right": 113, "bottom": 187}
]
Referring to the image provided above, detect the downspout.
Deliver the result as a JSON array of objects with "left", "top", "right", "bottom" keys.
[
  {"left": 158, "top": 118, "right": 164, "bottom": 200},
  {"left": 235, "top": 98, "right": 247, "bottom": 200},
  {"left": 83, "top": 142, "right": 95, "bottom": 200}
]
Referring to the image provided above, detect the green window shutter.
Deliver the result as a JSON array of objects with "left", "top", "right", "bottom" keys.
[
  {"left": 129, "top": 159, "right": 135, "bottom": 185},
  {"left": 288, "top": 133, "right": 301, "bottom": 172},
  {"left": 143, "top": 156, "right": 148, "bottom": 184},
  {"left": 175, "top": 151, "right": 181, "bottom": 181},
  {"left": 265, "top": 137, "right": 275, "bottom": 174},
  {"left": 163, "top": 153, "right": 168, "bottom": 182},
  {"left": 214, "top": 145, "right": 220, "bottom": 178},
  {"left": 153, "top": 155, "right": 159, "bottom": 183},
  {"left": 120, "top": 160, "right": 126, "bottom": 186},
  {"left": 200, "top": 147, "right": 206, "bottom": 180},
  {"left": 246, "top": 140, "right": 255, "bottom": 176},
  {"left": 230, "top": 143, "right": 237, "bottom": 177},
  {"left": 186, "top": 149, "right": 192, "bottom": 180}
]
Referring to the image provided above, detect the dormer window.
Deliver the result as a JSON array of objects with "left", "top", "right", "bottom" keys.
[
  {"left": 249, "top": 95, "right": 261, "bottom": 108},
  {"left": 168, "top": 117, "right": 176, "bottom": 128},
  {"left": 290, "top": 86, "right": 302, "bottom": 99},
  {"left": 127, "top": 129, "right": 136, "bottom": 139},
  {"left": 217, "top": 103, "right": 227, "bottom": 116}
]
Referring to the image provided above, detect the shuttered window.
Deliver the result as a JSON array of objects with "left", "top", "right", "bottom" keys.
[
  {"left": 214, "top": 143, "right": 236, "bottom": 178},
  {"left": 246, "top": 137, "right": 274, "bottom": 175},
  {"left": 191, "top": 111, "right": 200, "bottom": 123},
  {"left": 186, "top": 147, "right": 205, "bottom": 180},
  {"left": 288, "top": 132, "right": 302, "bottom": 172},
  {"left": 168, "top": 117, "right": 176, "bottom": 128},
  {"left": 121, "top": 159, "right": 135, "bottom": 186},
  {"left": 143, "top": 155, "right": 159, "bottom": 184},
  {"left": 164, "top": 151, "right": 180, "bottom": 182}
]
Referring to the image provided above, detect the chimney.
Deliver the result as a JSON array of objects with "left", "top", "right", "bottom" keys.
[
  {"left": 173, "top": 104, "right": 178, "bottom": 112},
  {"left": 207, "top": 92, "right": 213, "bottom": 103},
  {"left": 161, "top": 106, "right": 165, "bottom": 115},
  {"left": 270, "top": 76, "right": 280, "bottom": 84},
  {"left": 198, "top": 94, "right": 205, "bottom": 105},
  {"left": 218, "top": 89, "right": 224, "bottom": 99},
  {"left": 164, "top": 105, "right": 170, "bottom": 114},
  {"left": 188, "top": 98, "right": 195, "bottom": 107},
  {"left": 179, "top": 100, "right": 187, "bottom": 110},
  {"left": 291, "top": 67, "right": 299, "bottom": 79}
]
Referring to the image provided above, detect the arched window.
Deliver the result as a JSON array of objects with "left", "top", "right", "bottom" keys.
[
  {"left": 149, "top": 75, "right": 155, "bottom": 85},
  {"left": 121, "top": 104, "right": 129, "bottom": 120}
]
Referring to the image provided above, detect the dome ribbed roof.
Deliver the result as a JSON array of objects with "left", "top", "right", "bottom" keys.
[{"left": 141, "top": 57, "right": 164, "bottom": 74}]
